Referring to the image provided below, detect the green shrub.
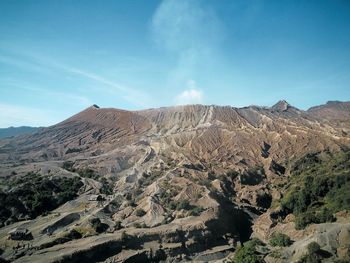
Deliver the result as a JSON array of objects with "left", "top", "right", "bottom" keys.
[
  {"left": 307, "top": 242, "right": 321, "bottom": 254},
  {"left": 90, "top": 218, "right": 101, "bottom": 228},
  {"left": 176, "top": 200, "right": 191, "bottom": 210},
  {"left": 269, "top": 250, "right": 282, "bottom": 258},
  {"left": 62, "top": 161, "right": 75, "bottom": 172},
  {"left": 295, "top": 212, "right": 317, "bottom": 230},
  {"left": 99, "top": 177, "right": 113, "bottom": 195},
  {"left": 298, "top": 254, "right": 321, "bottom": 263},
  {"left": 269, "top": 233, "right": 292, "bottom": 247},
  {"left": 167, "top": 201, "right": 177, "bottom": 210},
  {"left": 189, "top": 207, "right": 204, "bottom": 216},
  {"left": 200, "top": 179, "right": 212, "bottom": 189},
  {"left": 89, "top": 217, "right": 108, "bottom": 233},
  {"left": 133, "top": 223, "right": 142, "bottom": 228},
  {"left": 281, "top": 150, "right": 350, "bottom": 230},
  {"left": 135, "top": 209, "right": 146, "bottom": 217},
  {"left": 326, "top": 181, "right": 350, "bottom": 211},
  {"left": 250, "top": 238, "right": 265, "bottom": 247},
  {"left": 295, "top": 208, "right": 335, "bottom": 230},
  {"left": 316, "top": 207, "right": 334, "bottom": 223},
  {"left": 0, "top": 173, "right": 83, "bottom": 226},
  {"left": 78, "top": 168, "right": 99, "bottom": 180},
  {"left": 240, "top": 167, "right": 265, "bottom": 186},
  {"left": 232, "top": 239, "right": 263, "bottom": 263}
]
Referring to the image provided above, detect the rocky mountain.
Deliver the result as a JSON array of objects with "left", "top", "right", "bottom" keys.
[
  {"left": 0, "top": 100, "right": 349, "bottom": 263},
  {"left": 308, "top": 100, "right": 350, "bottom": 121},
  {"left": 0, "top": 126, "right": 40, "bottom": 139}
]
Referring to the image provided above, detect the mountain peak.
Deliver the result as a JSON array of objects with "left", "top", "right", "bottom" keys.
[
  {"left": 326, "top": 100, "right": 342, "bottom": 105},
  {"left": 271, "top": 100, "right": 290, "bottom": 111},
  {"left": 92, "top": 104, "right": 100, "bottom": 109}
]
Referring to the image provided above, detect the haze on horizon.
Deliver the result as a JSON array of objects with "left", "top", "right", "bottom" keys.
[{"left": 0, "top": 0, "right": 350, "bottom": 128}]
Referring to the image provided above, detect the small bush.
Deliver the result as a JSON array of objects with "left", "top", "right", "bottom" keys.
[
  {"left": 269, "top": 250, "right": 282, "bottom": 259},
  {"left": 189, "top": 207, "right": 204, "bottom": 216},
  {"left": 167, "top": 201, "right": 176, "bottom": 210},
  {"left": 176, "top": 200, "right": 190, "bottom": 210},
  {"left": 66, "top": 229, "right": 82, "bottom": 239},
  {"left": 89, "top": 217, "right": 108, "bottom": 233},
  {"left": 89, "top": 217, "right": 101, "bottom": 229},
  {"left": 307, "top": 242, "right": 321, "bottom": 254},
  {"left": 269, "top": 233, "right": 292, "bottom": 247},
  {"left": 232, "top": 239, "right": 263, "bottom": 263},
  {"left": 316, "top": 207, "right": 334, "bottom": 224},
  {"left": 295, "top": 212, "right": 317, "bottom": 230},
  {"left": 133, "top": 223, "right": 142, "bottom": 228},
  {"left": 99, "top": 177, "right": 113, "bottom": 195},
  {"left": 62, "top": 161, "right": 75, "bottom": 172},
  {"left": 295, "top": 208, "right": 335, "bottom": 230},
  {"left": 298, "top": 254, "right": 321, "bottom": 263},
  {"left": 135, "top": 208, "right": 146, "bottom": 217},
  {"left": 78, "top": 168, "right": 99, "bottom": 180}
]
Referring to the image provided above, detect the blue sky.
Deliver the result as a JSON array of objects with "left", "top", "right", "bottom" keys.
[{"left": 0, "top": 0, "right": 349, "bottom": 127}]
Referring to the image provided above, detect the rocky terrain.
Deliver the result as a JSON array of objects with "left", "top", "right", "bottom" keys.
[{"left": 0, "top": 100, "right": 349, "bottom": 262}]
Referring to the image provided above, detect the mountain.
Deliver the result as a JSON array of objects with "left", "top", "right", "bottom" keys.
[
  {"left": 0, "top": 100, "right": 349, "bottom": 262},
  {"left": 308, "top": 100, "right": 350, "bottom": 120},
  {"left": 0, "top": 126, "right": 40, "bottom": 139}
]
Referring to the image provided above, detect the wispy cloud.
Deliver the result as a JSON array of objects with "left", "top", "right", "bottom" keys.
[
  {"left": 174, "top": 79, "right": 203, "bottom": 105},
  {"left": 0, "top": 50, "right": 153, "bottom": 108},
  {"left": 0, "top": 103, "right": 57, "bottom": 128},
  {"left": 0, "top": 79, "right": 92, "bottom": 107},
  {"left": 64, "top": 67, "right": 152, "bottom": 107},
  {"left": 151, "top": 0, "right": 223, "bottom": 53},
  {"left": 0, "top": 54, "right": 47, "bottom": 73},
  {"left": 151, "top": 0, "right": 224, "bottom": 105}
]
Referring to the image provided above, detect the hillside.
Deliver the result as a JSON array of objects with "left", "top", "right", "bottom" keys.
[
  {"left": 0, "top": 126, "right": 40, "bottom": 139},
  {"left": 0, "top": 100, "right": 349, "bottom": 263}
]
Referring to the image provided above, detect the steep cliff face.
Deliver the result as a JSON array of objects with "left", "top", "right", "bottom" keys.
[{"left": 0, "top": 101, "right": 349, "bottom": 262}]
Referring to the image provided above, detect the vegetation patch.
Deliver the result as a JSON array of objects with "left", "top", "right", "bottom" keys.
[
  {"left": 281, "top": 149, "right": 350, "bottom": 229},
  {"left": 307, "top": 242, "right": 321, "bottom": 254},
  {"left": 62, "top": 162, "right": 114, "bottom": 195},
  {"left": 269, "top": 233, "right": 292, "bottom": 247},
  {"left": 240, "top": 167, "right": 265, "bottom": 186},
  {"left": 231, "top": 238, "right": 265, "bottom": 263},
  {"left": 0, "top": 172, "right": 82, "bottom": 227},
  {"left": 89, "top": 217, "right": 109, "bottom": 233},
  {"left": 135, "top": 208, "right": 146, "bottom": 217},
  {"left": 138, "top": 171, "right": 162, "bottom": 188},
  {"left": 298, "top": 241, "right": 327, "bottom": 263}
]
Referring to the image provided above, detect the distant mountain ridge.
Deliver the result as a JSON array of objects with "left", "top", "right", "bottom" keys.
[
  {"left": 0, "top": 126, "right": 41, "bottom": 139},
  {"left": 307, "top": 100, "right": 350, "bottom": 120}
]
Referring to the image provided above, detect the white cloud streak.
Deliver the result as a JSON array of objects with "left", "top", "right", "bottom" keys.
[
  {"left": 151, "top": 0, "right": 222, "bottom": 53},
  {"left": 0, "top": 51, "right": 153, "bottom": 108},
  {"left": 12, "top": 85, "right": 92, "bottom": 107},
  {"left": 174, "top": 79, "right": 203, "bottom": 105},
  {"left": 65, "top": 67, "right": 152, "bottom": 107},
  {"left": 151, "top": 0, "right": 224, "bottom": 105}
]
